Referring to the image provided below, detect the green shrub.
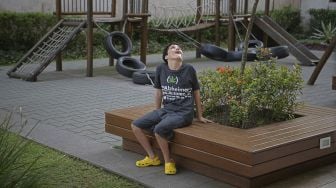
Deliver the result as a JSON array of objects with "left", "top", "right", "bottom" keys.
[
  {"left": 270, "top": 5, "right": 302, "bottom": 37},
  {"left": 309, "top": 8, "right": 336, "bottom": 32},
  {"left": 199, "top": 56, "right": 303, "bottom": 129},
  {"left": 311, "top": 21, "right": 336, "bottom": 44},
  {"left": 0, "top": 12, "right": 57, "bottom": 51}
]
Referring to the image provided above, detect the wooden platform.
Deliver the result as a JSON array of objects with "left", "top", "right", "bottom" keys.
[{"left": 105, "top": 104, "right": 336, "bottom": 188}]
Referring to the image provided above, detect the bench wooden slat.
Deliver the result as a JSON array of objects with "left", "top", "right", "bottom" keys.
[
  {"left": 106, "top": 123, "right": 254, "bottom": 177},
  {"left": 250, "top": 116, "right": 336, "bottom": 142},
  {"left": 122, "top": 138, "right": 253, "bottom": 188},
  {"left": 251, "top": 118, "right": 336, "bottom": 149},
  {"left": 105, "top": 104, "right": 336, "bottom": 188},
  {"left": 251, "top": 133, "right": 334, "bottom": 164}
]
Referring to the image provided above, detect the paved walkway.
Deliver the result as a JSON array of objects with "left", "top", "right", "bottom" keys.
[{"left": 0, "top": 51, "right": 336, "bottom": 188}]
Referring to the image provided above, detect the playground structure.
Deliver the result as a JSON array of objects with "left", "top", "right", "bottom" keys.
[
  {"left": 7, "top": 0, "right": 150, "bottom": 81},
  {"left": 6, "top": 0, "right": 334, "bottom": 81}
]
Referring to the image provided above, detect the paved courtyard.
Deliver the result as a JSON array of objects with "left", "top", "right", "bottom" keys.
[{"left": 0, "top": 51, "right": 336, "bottom": 188}]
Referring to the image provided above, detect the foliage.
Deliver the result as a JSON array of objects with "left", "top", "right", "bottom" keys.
[
  {"left": 0, "top": 111, "right": 143, "bottom": 188},
  {"left": 0, "top": 12, "right": 57, "bottom": 51},
  {"left": 0, "top": 112, "right": 46, "bottom": 187},
  {"left": 311, "top": 21, "right": 336, "bottom": 44},
  {"left": 199, "top": 55, "right": 303, "bottom": 129},
  {"left": 309, "top": 8, "right": 336, "bottom": 33},
  {"left": 270, "top": 5, "right": 302, "bottom": 36}
]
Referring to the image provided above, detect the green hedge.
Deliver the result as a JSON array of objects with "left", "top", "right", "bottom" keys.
[
  {"left": 309, "top": 8, "right": 336, "bottom": 31},
  {"left": 0, "top": 12, "right": 57, "bottom": 51},
  {"left": 0, "top": 12, "right": 224, "bottom": 66},
  {"left": 0, "top": 12, "right": 57, "bottom": 65},
  {"left": 270, "top": 5, "right": 302, "bottom": 37},
  {"left": 0, "top": 12, "right": 110, "bottom": 65}
]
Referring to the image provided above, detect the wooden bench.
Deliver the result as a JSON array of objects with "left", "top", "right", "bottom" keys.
[{"left": 105, "top": 104, "right": 336, "bottom": 188}]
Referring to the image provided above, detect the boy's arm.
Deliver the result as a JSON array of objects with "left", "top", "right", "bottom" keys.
[
  {"left": 194, "top": 89, "right": 212, "bottom": 123},
  {"left": 155, "top": 89, "right": 162, "bottom": 109}
]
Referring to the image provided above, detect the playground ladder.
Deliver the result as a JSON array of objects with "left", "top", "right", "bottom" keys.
[
  {"left": 254, "top": 16, "right": 319, "bottom": 66},
  {"left": 7, "top": 19, "right": 86, "bottom": 81}
]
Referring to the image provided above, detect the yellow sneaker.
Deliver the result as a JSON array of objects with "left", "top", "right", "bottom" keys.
[
  {"left": 136, "top": 156, "right": 161, "bottom": 167},
  {"left": 165, "top": 162, "right": 176, "bottom": 175}
]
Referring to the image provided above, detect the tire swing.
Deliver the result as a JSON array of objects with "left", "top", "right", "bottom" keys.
[
  {"left": 132, "top": 70, "right": 156, "bottom": 85},
  {"left": 237, "top": 40, "right": 264, "bottom": 51},
  {"left": 175, "top": 28, "right": 257, "bottom": 62},
  {"left": 116, "top": 56, "right": 146, "bottom": 78},
  {"left": 269, "top": 46, "right": 289, "bottom": 59},
  {"left": 104, "top": 31, "right": 132, "bottom": 59}
]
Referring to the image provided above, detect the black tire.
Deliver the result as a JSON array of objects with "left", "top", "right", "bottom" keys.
[
  {"left": 269, "top": 46, "right": 289, "bottom": 59},
  {"left": 238, "top": 40, "right": 264, "bottom": 51},
  {"left": 104, "top": 31, "right": 132, "bottom": 59},
  {"left": 199, "top": 43, "right": 228, "bottom": 61},
  {"left": 132, "top": 70, "right": 156, "bottom": 85},
  {"left": 116, "top": 57, "right": 146, "bottom": 78},
  {"left": 226, "top": 51, "right": 257, "bottom": 61}
]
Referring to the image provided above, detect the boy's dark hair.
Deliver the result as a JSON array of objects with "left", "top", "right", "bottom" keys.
[{"left": 162, "top": 43, "right": 180, "bottom": 64}]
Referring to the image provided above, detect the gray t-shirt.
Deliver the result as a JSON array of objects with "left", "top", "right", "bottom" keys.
[{"left": 154, "top": 63, "right": 200, "bottom": 119}]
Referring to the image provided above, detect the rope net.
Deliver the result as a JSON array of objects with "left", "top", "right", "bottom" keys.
[
  {"left": 148, "top": 1, "right": 214, "bottom": 29},
  {"left": 16, "top": 23, "right": 81, "bottom": 75}
]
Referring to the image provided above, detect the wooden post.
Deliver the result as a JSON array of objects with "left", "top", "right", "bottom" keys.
[
  {"left": 228, "top": 0, "right": 236, "bottom": 51},
  {"left": 109, "top": 0, "right": 117, "bottom": 66},
  {"left": 195, "top": 0, "right": 202, "bottom": 58},
  {"left": 243, "top": 0, "right": 248, "bottom": 26},
  {"left": 307, "top": 35, "right": 336, "bottom": 85},
  {"left": 55, "top": 0, "right": 62, "bottom": 71},
  {"left": 140, "top": 0, "right": 148, "bottom": 64},
  {"left": 263, "top": 0, "right": 270, "bottom": 47},
  {"left": 215, "top": 0, "right": 220, "bottom": 46},
  {"left": 87, "top": 0, "right": 93, "bottom": 77}
]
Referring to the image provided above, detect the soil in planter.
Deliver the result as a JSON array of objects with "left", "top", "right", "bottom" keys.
[
  {"left": 204, "top": 105, "right": 303, "bottom": 129},
  {"left": 302, "top": 43, "right": 328, "bottom": 51}
]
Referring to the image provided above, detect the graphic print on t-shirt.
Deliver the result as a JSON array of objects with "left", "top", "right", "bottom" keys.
[
  {"left": 162, "top": 74, "right": 192, "bottom": 102},
  {"left": 167, "top": 75, "right": 178, "bottom": 84}
]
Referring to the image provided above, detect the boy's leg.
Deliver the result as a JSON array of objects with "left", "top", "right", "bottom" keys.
[
  {"left": 154, "top": 133, "right": 171, "bottom": 163},
  {"left": 131, "top": 124, "right": 155, "bottom": 158},
  {"left": 132, "top": 110, "right": 162, "bottom": 159},
  {"left": 154, "top": 115, "right": 188, "bottom": 162}
]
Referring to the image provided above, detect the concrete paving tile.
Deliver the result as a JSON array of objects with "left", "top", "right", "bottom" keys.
[
  {"left": 1, "top": 51, "right": 336, "bottom": 187},
  {"left": 320, "top": 180, "right": 336, "bottom": 188}
]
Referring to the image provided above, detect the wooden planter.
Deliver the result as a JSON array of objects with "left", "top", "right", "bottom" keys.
[{"left": 105, "top": 104, "right": 336, "bottom": 188}]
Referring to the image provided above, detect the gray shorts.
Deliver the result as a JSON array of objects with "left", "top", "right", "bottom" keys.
[{"left": 132, "top": 109, "right": 192, "bottom": 140}]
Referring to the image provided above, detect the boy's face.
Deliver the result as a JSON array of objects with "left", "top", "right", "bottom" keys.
[{"left": 166, "top": 44, "right": 183, "bottom": 62}]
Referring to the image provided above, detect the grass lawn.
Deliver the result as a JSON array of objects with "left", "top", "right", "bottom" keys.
[{"left": 2, "top": 131, "right": 144, "bottom": 188}]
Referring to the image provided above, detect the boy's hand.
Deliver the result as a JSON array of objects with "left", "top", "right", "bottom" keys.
[{"left": 197, "top": 117, "right": 213, "bottom": 123}]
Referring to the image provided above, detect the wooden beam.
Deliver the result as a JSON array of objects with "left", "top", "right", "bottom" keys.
[
  {"left": 55, "top": 0, "right": 62, "bottom": 71},
  {"left": 140, "top": 0, "right": 149, "bottom": 64},
  {"left": 307, "top": 35, "right": 336, "bottom": 85},
  {"left": 228, "top": 0, "right": 236, "bottom": 51},
  {"left": 263, "top": 0, "right": 270, "bottom": 47},
  {"left": 87, "top": 0, "right": 93, "bottom": 77}
]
